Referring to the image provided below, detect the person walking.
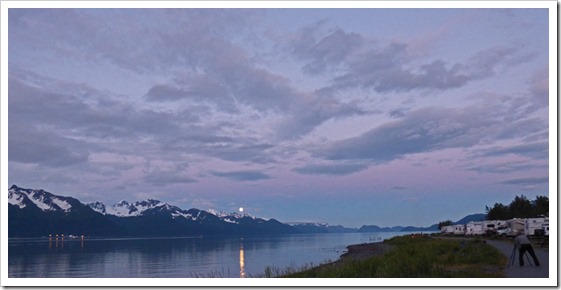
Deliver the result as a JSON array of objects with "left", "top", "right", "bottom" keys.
[{"left": 514, "top": 231, "right": 540, "bottom": 266}]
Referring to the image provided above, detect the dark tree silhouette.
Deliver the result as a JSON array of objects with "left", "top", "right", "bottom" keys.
[
  {"left": 485, "top": 195, "right": 548, "bottom": 220},
  {"left": 509, "top": 195, "right": 533, "bottom": 218},
  {"left": 533, "top": 195, "right": 549, "bottom": 217},
  {"left": 485, "top": 203, "right": 510, "bottom": 220}
]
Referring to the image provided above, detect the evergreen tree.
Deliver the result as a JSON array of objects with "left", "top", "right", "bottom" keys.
[
  {"left": 509, "top": 195, "right": 533, "bottom": 218},
  {"left": 485, "top": 203, "right": 510, "bottom": 220},
  {"left": 533, "top": 195, "right": 549, "bottom": 217}
]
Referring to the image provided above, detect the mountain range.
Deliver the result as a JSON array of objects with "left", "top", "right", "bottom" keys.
[{"left": 7, "top": 185, "right": 485, "bottom": 237}]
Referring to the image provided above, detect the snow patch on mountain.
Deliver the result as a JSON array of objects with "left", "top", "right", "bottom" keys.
[
  {"left": 207, "top": 209, "right": 256, "bottom": 220},
  {"left": 206, "top": 209, "right": 228, "bottom": 218},
  {"left": 223, "top": 218, "right": 239, "bottom": 224},
  {"left": 51, "top": 198, "right": 72, "bottom": 211},
  {"left": 8, "top": 190, "right": 27, "bottom": 209},
  {"left": 9, "top": 185, "right": 72, "bottom": 212}
]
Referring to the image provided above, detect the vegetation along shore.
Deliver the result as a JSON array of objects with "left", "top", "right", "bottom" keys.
[{"left": 273, "top": 234, "right": 507, "bottom": 278}]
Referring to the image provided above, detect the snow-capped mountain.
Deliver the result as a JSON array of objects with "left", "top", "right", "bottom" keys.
[
  {"left": 8, "top": 185, "right": 299, "bottom": 237},
  {"left": 8, "top": 185, "right": 124, "bottom": 237},
  {"left": 288, "top": 222, "right": 357, "bottom": 233},
  {"left": 89, "top": 199, "right": 161, "bottom": 217},
  {"left": 206, "top": 209, "right": 256, "bottom": 224},
  {"left": 9, "top": 184, "right": 76, "bottom": 212},
  {"left": 88, "top": 199, "right": 203, "bottom": 221},
  {"left": 87, "top": 200, "right": 259, "bottom": 226}
]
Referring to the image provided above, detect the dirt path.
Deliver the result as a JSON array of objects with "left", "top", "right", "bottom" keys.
[{"left": 485, "top": 239, "right": 549, "bottom": 278}]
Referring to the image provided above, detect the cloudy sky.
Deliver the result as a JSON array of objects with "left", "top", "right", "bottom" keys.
[{"left": 7, "top": 6, "right": 551, "bottom": 227}]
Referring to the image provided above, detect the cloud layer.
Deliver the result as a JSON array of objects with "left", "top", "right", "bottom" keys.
[{"left": 7, "top": 8, "right": 550, "bottom": 227}]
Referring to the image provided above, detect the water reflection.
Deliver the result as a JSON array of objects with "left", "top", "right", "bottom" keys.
[
  {"left": 239, "top": 242, "right": 245, "bottom": 278},
  {"left": 49, "top": 235, "right": 65, "bottom": 249},
  {"left": 11, "top": 233, "right": 415, "bottom": 278}
]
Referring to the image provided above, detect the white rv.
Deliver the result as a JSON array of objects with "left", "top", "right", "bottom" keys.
[
  {"left": 543, "top": 223, "right": 549, "bottom": 236},
  {"left": 525, "top": 217, "right": 548, "bottom": 236},
  {"left": 441, "top": 225, "right": 455, "bottom": 235},
  {"left": 504, "top": 218, "right": 526, "bottom": 236},
  {"left": 466, "top": 221, "right": 484, "bottom": 235},
  {"left": 453, "top": 224, "right": 466, "bottom": 235},
  {"left": 484, "top": 220, "right": 507, "bottom": 235}
]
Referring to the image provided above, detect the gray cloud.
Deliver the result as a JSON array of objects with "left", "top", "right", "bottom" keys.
[
  {"left": 321, "top": 107, "right": 482, "bottom": 162},
  {"left": 319, "top": 104, "right": 547, "bottom": 164},
  {"left": 478, "top": 142, "right": 548, "bottom": 160},
  {"left": 211, "top": 170, "right": 272, "bottom": 181},
  {"left": 9, "top": 72, "right": 287, "bottom": 174},
  {"left": 529, "top": 67, "right": 549, "bottom": 108},
  {"left": 10, "top": 9, "right": 258, "bottom": 74},
  {"left": 161, "top": 134, "right": 276, "bottom": 164},
  {"left": 144, "top": 170, "right": 198, "bottom": 185},
  {"left": 293, "top": 163, "right": 369, "bottom": 176},
  {"left": 8, "top": 124, "right": 90, "bottom": 167},
  {"left": 501, "top": 176, "right": 548, "bottom": 186},
  {"left": 388, "top": 107, "right": 409, "bottom": 119},
  {"left": 290, "top": 22, "right": 364, "bottom": 75},
  {"left": 465, "top": 161, "right": 546, "bottom": 174},
  {"left": 144, "top": 84, "right": 193, "bottom": 102},
  {"left": 9, "top": 77, "right": 184, "bottom": 141},
  {"left": 326, "top": 43, "right": 531, "bottom": 94},
  {"left": 275, "top": 95, "right": 365, "bottom": 140}
]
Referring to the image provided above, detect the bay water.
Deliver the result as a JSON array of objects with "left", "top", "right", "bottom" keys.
[{"left": 8, "top": 232, "right": 428, "bottom": 278}]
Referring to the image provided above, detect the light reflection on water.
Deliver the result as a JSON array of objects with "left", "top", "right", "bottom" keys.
[
  {"left": 239, "top": 241, "right": 245, "bottom": 278},
  {"left": 9, "top": 232, "right": 431, "bottom": 278}
]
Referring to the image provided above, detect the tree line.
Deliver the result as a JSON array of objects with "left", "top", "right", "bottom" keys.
[{"left": 485, "top": 194, "right": 548, "bottom": 220}]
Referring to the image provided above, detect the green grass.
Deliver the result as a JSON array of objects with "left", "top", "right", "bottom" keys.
[{"left": 280, "top": 235, "right": 506, "bottom": 278}]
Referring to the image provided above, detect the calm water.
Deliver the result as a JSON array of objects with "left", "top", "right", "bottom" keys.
[{"left": 8, "top": 232, "right": 426, "bottom": 278}]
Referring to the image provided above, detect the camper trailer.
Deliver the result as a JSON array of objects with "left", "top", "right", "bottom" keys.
[
  {"left": 453, "top": 224, "right": 466, "bottom": 235},
  {"left": 543, "top": 223, "right": 549, "bottom": 236},
  {"left": 466, "top": 221, "right": 484, "bottom": 235},
  {"left": 503, "top": 218, "right": 526, "bottom": 236},
  {"left": 441, "top": 225, "right": 455, "bottom": 235},
  {"left": 484, "top": 220, "right": 507, "bottom": 235},
  {"left": 525, "top": 217, "right": 548, "bottom": 236}
]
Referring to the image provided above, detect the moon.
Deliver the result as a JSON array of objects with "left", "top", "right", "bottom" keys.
[{"left": 239, "top": 207, "right": 244, "bottom": 212}]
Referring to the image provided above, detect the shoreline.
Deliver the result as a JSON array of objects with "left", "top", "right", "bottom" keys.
[
  {"left": 294, "top": 241, "right": 394, "bottom": 274},
  {"left": 339, "top": 241, "right": 394, "bottom": 262}
]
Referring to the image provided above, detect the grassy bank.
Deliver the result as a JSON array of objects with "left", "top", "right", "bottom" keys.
[{"left": 280, "top": 235, "right": 506, "bottom": 278}]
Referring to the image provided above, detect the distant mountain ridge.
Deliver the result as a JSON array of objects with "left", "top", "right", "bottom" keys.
[
  {"left": 454, "top": 213, "right": 486, "bottom": 225},
  {"left": 8, "top": 185, "right": 485, "bottom": 237},
  {"left": 288, "top": 222, "right": 357, "bottom": 233},
  {"left": 8, "top": 185, "right": 297, "bottom": 237}
]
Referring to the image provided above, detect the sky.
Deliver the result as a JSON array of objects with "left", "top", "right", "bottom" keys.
[{"left": 6, "top": 5, "right": 552, "bottom": 228}]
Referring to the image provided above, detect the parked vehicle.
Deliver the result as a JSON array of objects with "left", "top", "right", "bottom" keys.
[
  {"left": 441, "top": 225, "right": 455, "bottom": 235},
  {"left": 453, "top": 224, "right": 466, "bottom": 235},
  {"left": 525, "top": 217, "right": 548, "bottom": 236},
  {"left": 496, "top": 225, "right": 508, "bottom": 236},
  {"left": 503, "top": 218, "right": 525, "bottom": 236},
  {"left": 482, "top": 220, "right": 506, "bottom": 235},
  {"left": 466, "top": 221, "right": 484, "bottom": 235},
  {"left": 543, "top": 223, "right": 549, "bottom": 236}
]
